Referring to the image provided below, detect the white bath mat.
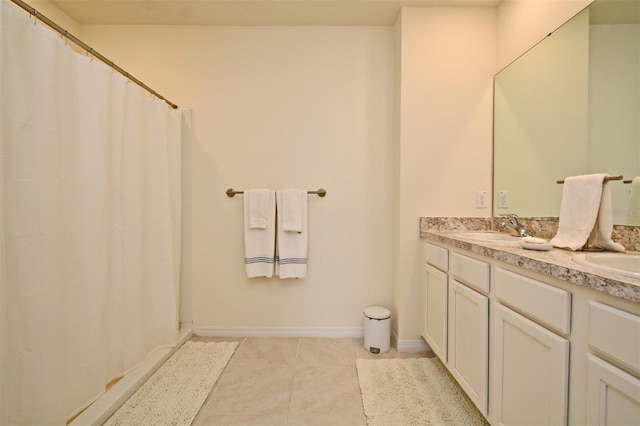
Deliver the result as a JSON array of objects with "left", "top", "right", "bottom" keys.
[
  {"left": 356, "top": 357, "right": 488, "bottom": 426},
  {"left": 104, "top": 340, "right": 237, "bottom": 426}
]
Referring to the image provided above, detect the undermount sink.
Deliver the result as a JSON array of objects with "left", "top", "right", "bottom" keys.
[
  {"left": 572, "top": 252, "right": 640, "bottom": 279},
  {"left": 455, "top": 232, "right": 519, "bottom": 244}
]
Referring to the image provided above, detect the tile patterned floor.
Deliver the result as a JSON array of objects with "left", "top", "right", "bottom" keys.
[{"left": 191, "top": 336, "right": 432, "bottom": 426}]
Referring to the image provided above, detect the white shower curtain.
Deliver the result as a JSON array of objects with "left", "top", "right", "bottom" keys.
[{"left": 0, "top": 2, "right": 183, "bottom": 424}]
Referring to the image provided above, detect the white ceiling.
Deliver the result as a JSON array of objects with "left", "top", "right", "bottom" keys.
[{"left": 49, "top": 0, "right": 501, "bottom": 26}]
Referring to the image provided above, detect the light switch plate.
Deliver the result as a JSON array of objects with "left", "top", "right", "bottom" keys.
[{"left": 476, "top": 191, "right": 488, "bottom": 208}]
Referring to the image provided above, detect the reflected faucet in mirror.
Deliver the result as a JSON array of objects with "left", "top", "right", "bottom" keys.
[{"left": 500, "top": 214, "right": 529, "bottom": 237}]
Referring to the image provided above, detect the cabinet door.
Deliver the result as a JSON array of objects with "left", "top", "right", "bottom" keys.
[
  {"left": 493, "top": 303, "right": 569, "bottom": 426},
  {"left": 422, "top": 264, "right": 448, "bottom": 361},
  {"left": 587, "top": 354, "right": 640, "bottom": 425},
  {"left": 449, "top": 279, "right": 489, "bottom": 416}
]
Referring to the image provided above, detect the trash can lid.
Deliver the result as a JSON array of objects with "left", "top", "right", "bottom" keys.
[{"left": 364, "top": 306, "right": 391, "bottom": 320}]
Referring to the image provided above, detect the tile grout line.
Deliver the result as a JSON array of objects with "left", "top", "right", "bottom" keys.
[
  {"left": 194, "top": 337, "right": 246, "bottom": 422},
  {"left": 352, "top": 337, "right": 361, "bottom": 361},
  {"left": 283, "top": 337, "right": 302, "bottom": 426}
]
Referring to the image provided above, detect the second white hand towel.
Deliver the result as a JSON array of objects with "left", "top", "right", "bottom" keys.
[
  {"left": 244, "top": 189, "right": 276, "bottom": 278},
  {"left": 276, "top": 189, "right": 308, "bottom": 279},
  {"left": 551, "top": 174, "right": 606, "bottom": 250},
  {"left": 550, "top": 174, "right": 624, "bottom": 251},
  {"left": 281, "top": 189, "right": 304, "bottom": 232},
  {"left": 587, "top": 180, "right": 625, "bottom": 252}
]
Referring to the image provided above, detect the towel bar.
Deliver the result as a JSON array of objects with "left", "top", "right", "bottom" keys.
[
  {"left": 556, "top": 175, "right": 623, "bottom": 184},
  {"left": 226, "top": 188, "right": 327, "bottom": 198}
]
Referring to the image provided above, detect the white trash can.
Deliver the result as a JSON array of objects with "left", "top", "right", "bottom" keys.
[{"left": 363, "top": 306, "right": 391, "bottom": 354}]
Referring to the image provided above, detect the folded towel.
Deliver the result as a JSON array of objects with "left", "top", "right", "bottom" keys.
[
  {"left": 247, "top": 189, "right": 271, "bottom": 229},
  {"left": 276, "top": 190, "right": 308, "bottom": 279},
  {"left": 550, "top": 174, "right": 624, "bottom": 251},
  {"left": 280, "top": 189, "right": 304, "bottom": 232},
  {"left": 626, "top": 176, "right": 640, "bottom": 226},
  {"left": 588, "top": 180, "right": 625, "bottom": 252},
  {"left": 550, "top": 174, "right": 606, "bottom": 250},
  {"left": 244, "top": 189, "right": 276, "bottom": 277}
]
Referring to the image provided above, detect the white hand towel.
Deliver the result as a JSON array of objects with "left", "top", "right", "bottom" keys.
[
  {"left": 281, "top": 189, "right": 304, "bottom": 232},
  {"left": 276, "top": 190, "right": 308, "bottom": 279},
  {"left": 588, "top": 181, "right": 625, "bottom": 252},
  {"left": 247, "top": 189, "right": 271, "bottom": 229},
  {"left": 551, "top": 174, "right": 606, "bottom": 250},
  {"left": 244, "top": 189, "right": 276, "bottom": 277},
  {"left": 550, "top": 174, "right": 623, "bottom": 251},
  {"left": 626, "top": 176, "right": 640, "bottom": 226}
]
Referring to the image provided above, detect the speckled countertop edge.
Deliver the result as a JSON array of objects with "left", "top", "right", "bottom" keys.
[{"left": 419, "top": 219, "right": 640, "bottom": 304}]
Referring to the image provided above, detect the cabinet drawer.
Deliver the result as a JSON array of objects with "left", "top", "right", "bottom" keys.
[
  {"left": 449, "top": 252, "right": 489, "bottom": 293},
  {"left": 494, "top": 267, "right": 571, "bottom": 335},
  {"left": 423, "top": 242, "right": 448, "bottom": 271},
  {"left": 589, "top": 301, "right": 640, "bottom": 376}
]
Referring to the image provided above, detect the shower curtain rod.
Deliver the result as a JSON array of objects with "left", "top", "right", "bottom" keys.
[{"left": 8, "top": 0, "right": 179, "bottom": 110}]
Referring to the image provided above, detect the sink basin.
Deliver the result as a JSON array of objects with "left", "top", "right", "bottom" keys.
[
  {"left": 572, "top": 252, "right": 640, "bottom": 279},
  {"left": 455, "top": 232, "right": 519, "bottom": 244}
]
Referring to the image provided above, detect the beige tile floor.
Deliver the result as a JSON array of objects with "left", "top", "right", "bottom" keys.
[{"left": 191, "top": 336, "right": 433, "bottom": 426}]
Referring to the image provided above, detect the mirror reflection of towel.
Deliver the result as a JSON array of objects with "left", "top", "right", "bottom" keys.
[
  {"left": 550, "top": 174, "right": 624, "bottom": 252},
  {"left": 588, "top": 180, "right": 625, "bottom": 252}
]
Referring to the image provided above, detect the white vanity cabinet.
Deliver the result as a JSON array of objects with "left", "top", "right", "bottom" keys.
[
  {"left": 421, "top": 242, "right": 449, "bottom": 361},
  {"left": 448, "top": 252, "right": 490, "bottom": 416},
  {"left": 586, "top": 301, "right": 640, "bottom": 425},
  {"left": 492, "top": 267, "right": 571, "bottom": 426},
  {"left": 422, "top": 243, "right": 490, "bottom": 416},
  {"left": 421, "top": 234, "right": 640, "bottom": 425}
]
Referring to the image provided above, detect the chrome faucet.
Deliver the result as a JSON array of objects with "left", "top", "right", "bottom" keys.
[{"left": 500, "top": 213, "right": 529, "bottom": 237}]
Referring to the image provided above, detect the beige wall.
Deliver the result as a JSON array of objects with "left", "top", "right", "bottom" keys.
[
  {"left": 496, "top": 0, "right": 593, "bottom": 71},
  {"left": 80, "top": 25, "right": 396, "bottom": 334},
  {"left": 392, "top": 7, "right": 497, "bottom": 346}
]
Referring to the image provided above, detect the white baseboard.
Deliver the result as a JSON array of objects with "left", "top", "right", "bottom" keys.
[
  {"left": 395, "top": 336, "right": 430, "bottom": 352},
  {"left": 193, "top": 326, "right": 364, "bottom": 338},
  {"left": 194, "top": 327, "right": 431, "bottom": 353}
]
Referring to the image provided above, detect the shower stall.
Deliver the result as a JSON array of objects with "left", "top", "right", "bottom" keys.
[{"left": 0, "top": 0, "right": 192, "bottom": 423}]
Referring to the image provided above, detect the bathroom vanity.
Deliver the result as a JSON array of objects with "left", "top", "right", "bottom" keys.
[{"left": 420, "top": 219, "right": 639, "bottom": 425}]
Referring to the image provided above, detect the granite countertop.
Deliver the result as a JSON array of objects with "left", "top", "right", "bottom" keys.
[{"left": 420, "top": 229, "right": 640, "bottom": 304}]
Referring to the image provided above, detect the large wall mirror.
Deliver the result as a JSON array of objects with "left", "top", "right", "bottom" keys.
[{"left": 494, "top": 0, "right": 640, "bottom": 226}]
